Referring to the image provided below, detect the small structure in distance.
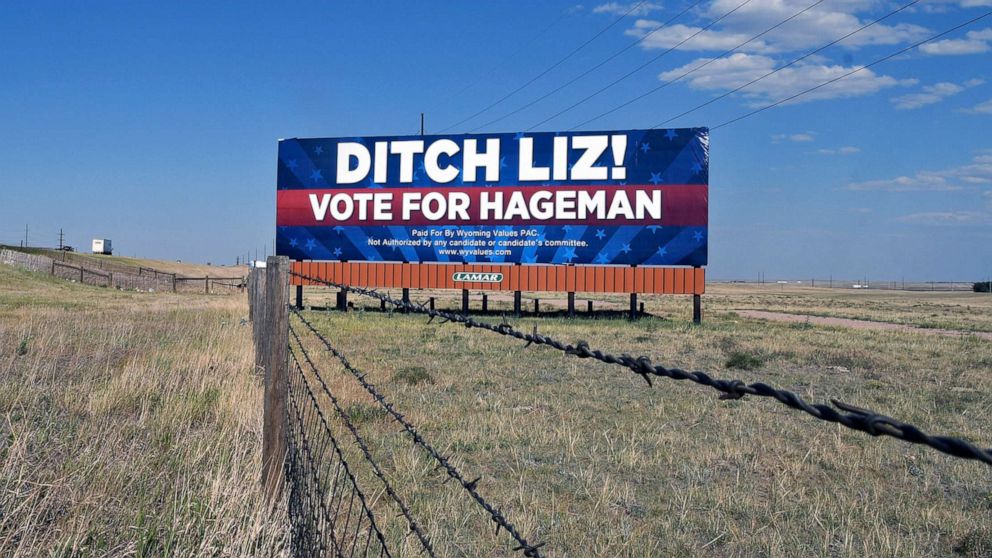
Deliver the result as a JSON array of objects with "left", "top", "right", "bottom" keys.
[{"left": 91, "top": 239, "right": 112, "bottom": 255}]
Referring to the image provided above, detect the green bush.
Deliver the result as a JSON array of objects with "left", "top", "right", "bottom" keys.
[
  {"left": 394, "top": 366, "right": 434, "bottom": 385},
  {"left": 725, "top": 351, "right": 765, "bottom": 370}
]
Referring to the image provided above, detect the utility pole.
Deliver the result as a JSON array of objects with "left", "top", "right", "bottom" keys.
[
  {"left": 58, "top": 228, "right": 64, "bottom": 250},
  {"left": 24, "top": 224, "right": 28, "bottom": 248}
]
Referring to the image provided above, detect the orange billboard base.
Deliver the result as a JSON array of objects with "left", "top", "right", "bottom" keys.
[{"left": 290, "top": 261, "right": 704, "bottom": 295}]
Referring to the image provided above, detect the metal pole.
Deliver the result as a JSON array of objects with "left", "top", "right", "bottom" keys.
[
  {"left": 693, "top": 294, "right": 702, "bottom": 325},
  {"left": 567, "top": 292, "right": 575, "bottom": 318},
  {"left": 461, "top": 289, "right": 469, "bottom": 314},
  {"left": 295, "top": 284, "right": 303, "bottom": 310},
  {"left": 513, "top": 291, "right": 521, "bottom": 317},
  {"left": 481, "top": 293, "right": 488, "bottom": 313},
  {"left": 629, "top": 293, "right": 637, "bottom": 321}
]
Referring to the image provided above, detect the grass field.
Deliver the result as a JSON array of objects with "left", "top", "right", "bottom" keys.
[
  {"left": 2, "top": 265, "right": 990, "bottom": 557},
  {"left": 1, "top": 246, "right": 247, "bottom": 279},
  {"left": 294, "top": 284, "right": 992, "bottom": 557},
  {"left": 0, "top": 264, "right": 285, "bottom": 556}
]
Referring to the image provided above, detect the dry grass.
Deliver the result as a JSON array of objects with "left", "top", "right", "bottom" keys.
[
  {"left": 2, "top": 262, "right": 990, "bottom": 557},
  {"left": 0, "top": 265, "right": 286, "bottom": 556},
  {"left": 291, "top": 285, "right": 992, "bottom": 557},
  {"left": 6, "top": 246, "right": 247, "bottom": 279}
]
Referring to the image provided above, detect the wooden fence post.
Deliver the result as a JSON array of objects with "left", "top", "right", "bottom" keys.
[{"left": 261, "top": 256, "right": 289, "bottom": 503}]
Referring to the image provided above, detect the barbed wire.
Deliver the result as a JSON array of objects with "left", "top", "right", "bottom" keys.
[
  {"left": 287, "top": 347, "right": 394, "bottom": 557},
  {"left": 289, "top": 270, "right": 992, "bottom": 467},
  {"left": 289, "top": 325, "right": 437, "bottom": 557},
  {"left": 289, "top": 308, "right": 546, "bottom": 557}
]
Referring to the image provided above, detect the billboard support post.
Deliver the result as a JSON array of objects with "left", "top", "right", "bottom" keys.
[
  {"left": 533, "top": 298, "right": 539, "bottom": 315},
  {"left": 429, "top": 297, "right": 435, "bottom": 311},
  {"left": 461, "top": 289, "right": 469, "bottom": 314},
  {"left": 402, "top": 288, "right": 410, "bottom": 313},
  {"left": 693, "top": 266, "right": 703, "bottom": 324},
  {"left": 567, "top": 292, "right": 575, "bottom": 318},
  {"left": 629, "top": 293, "right": 638, "bottom": 321},
  {"left": 482, "top": 293, "right": 488, "bottom": 313},
  {"left": 513, "top": 291, "right": 521, "bottom": 317},
  {"left": 295, "top": 285, "right": 303, "bottom": 310},
  {"left": 587, "top": 300, "right": 593, "bottom": 314}
]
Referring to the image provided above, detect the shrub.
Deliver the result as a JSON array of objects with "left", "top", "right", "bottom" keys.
[
  {"left": 394, "top": 366, "right": 434, "bottom": 386},
  {"left": 974, "top": 281, "right": 992, "bottom": 293},
  {"left": 725, "top": 351, "right": 765, "bottom": 371}
]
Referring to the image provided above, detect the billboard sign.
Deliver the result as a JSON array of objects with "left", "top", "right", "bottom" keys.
[{"left": 277, "top": 128, "right": 707, "bottom": 266}]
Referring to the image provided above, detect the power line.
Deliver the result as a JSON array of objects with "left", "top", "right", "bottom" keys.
[
  {"left": 468, "top": 0, "right": 707, "bottom": 133},
  {"left": 436, "top": 1, "right": 647, "bottom": 133},
  {"left": 711, "top": 9, "right": 992, "bottom": 130},
  {"left": 570, "top": 0, "right": 828, "bottom": 130},
  {"left": 652, "top": 0, "right": 921, "bottom": 128},
  {"left": 525, "top": 0, "right": 756, "bottom": 132},
  {"left": 445, "top": 9, "right": 571, "bottom": 103}
]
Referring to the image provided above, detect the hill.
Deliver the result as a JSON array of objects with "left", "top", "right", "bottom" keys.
[{"left": 0, "top": 246, "right": 246, "bottom": 279}]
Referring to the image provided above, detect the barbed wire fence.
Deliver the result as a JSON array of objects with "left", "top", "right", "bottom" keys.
[{"left": 250, "top": 257, "right": 992, "bottom": 557}]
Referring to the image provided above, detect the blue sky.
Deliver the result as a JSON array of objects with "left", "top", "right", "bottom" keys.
[{"left": 0, "top": 1, "right": 990, "bottom": 280}]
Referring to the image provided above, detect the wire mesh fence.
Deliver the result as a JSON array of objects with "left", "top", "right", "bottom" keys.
[{"left": 286, "top": 348, "right": 393, "bottom": 557}]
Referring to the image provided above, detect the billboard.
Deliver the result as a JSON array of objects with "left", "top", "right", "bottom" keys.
[{"left": 277, "top": 128, "right": 707, "bottom": 266}]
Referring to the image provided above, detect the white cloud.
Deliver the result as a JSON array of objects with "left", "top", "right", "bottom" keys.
[
  {"left": 593, "top": 2, "right": 662, "bottom": 15},
  {"left": 924, "top": 0, "right": 992, "bottom": 7},
  {"left": 895, "top": 211, "right": 990, "bottom": 225},
  {"left": 966, "top": 98, "right": 992, "bottom": 114},
  {"left": 850, "top": 175, "right": 959, "bottom": 191},
  {"left": 772, "top": 131, "right": 815, "bottom": 142},
  {"left": 891, "top": 79, "right": 983, "bottom": 110},
  {"left": 920, "top": 28, "right": 992, "bottom": 55},
  {"left": 920, "top": 39, "right": 989, "bottom": 55},
  {"left": 848, "top": 152, "right": 992, "bottom": 191},
  {"left": 626, "top": 0, "right": 930, "bottom": 54},
  {"left": 819, "top": 146, "right": 861, "bottom": 155},
  {"left": 659, "top": 53, "right": 911, "bottom": 104}
]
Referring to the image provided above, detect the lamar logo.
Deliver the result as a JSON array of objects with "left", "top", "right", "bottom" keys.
[{"left": 452, "top": 272, "right": 504, "bottom": 283}]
